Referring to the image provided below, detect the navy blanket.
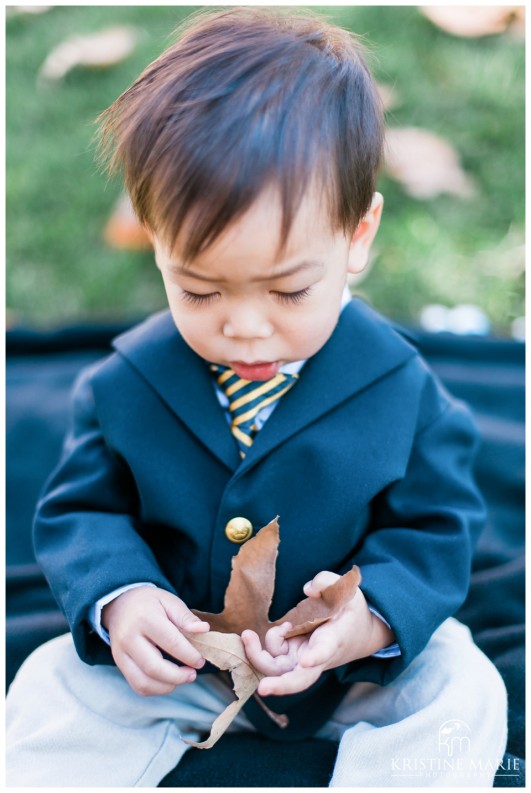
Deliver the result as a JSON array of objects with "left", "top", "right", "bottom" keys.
[{"left": 6, "top": 323, "right": 524, "bottom": 787}]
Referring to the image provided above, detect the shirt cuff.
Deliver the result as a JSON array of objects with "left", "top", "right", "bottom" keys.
[
  {"left": 88, "top": 582, "right": 156, "bottom": 646},
  {"left": 367, "top": 604, "right": 401, "bottom": 658}
]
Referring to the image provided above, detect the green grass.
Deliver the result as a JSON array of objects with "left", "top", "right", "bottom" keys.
[{"left": 6, "top": 6, "right": 524, "bottom": 334}]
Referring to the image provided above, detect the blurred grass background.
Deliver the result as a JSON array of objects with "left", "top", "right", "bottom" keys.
[{"left": 6, "top": 5, "right": 524, "bottom": 334}]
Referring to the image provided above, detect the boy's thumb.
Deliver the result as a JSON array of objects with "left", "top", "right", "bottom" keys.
[{"left": 303, "top": 570, "right": 340, "bottom": 597}]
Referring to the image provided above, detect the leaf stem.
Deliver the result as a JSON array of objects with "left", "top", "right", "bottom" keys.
[{"left": 252, "top": 693, "right": 289, "bottom": 729}]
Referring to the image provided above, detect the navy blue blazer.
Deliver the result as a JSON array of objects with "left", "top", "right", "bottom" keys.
[{"left": 33, "top": 298, "right": 485, "bottom": 740}]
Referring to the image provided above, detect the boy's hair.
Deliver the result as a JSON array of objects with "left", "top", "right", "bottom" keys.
[{"left": 97, "top": 7, "right": 383, "bottom": 262}]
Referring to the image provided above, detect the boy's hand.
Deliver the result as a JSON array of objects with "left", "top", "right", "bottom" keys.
[
  {"left": 102, "top": 586, "right": 210, "bottom": 697},
  {"left": 241, "top": 571, "right": 395, "bottom": 697}
]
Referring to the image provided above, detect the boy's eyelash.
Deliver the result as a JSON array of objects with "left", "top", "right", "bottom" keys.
[
  {"left": 181, "top": 291, "right": 219, "bottom": 306},
  {"left": 180, "top": 287, "right": 312, "bottom": 306},
  {"left": 273, "top": 287, "right": 312, "bottom": 305}
]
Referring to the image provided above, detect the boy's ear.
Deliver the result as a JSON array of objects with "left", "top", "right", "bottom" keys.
[{"left": 347, "top": 192, "right": 383, "bottom": 275}]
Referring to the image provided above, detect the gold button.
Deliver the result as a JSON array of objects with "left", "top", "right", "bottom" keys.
[{"left": 225, "top": 517, "right": 253, "bottom": 543}]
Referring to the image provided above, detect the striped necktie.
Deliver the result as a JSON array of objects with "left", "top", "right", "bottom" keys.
[{"left": 210, "top": 364, "right": 299, "bottom": 458}]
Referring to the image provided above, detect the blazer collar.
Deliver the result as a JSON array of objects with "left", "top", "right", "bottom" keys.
[
  {"left": 112, "top": 300, "right": 417, "bottom": 472},
  {"left": 113, "top": 311, "right": 241, "bottom": 470}
]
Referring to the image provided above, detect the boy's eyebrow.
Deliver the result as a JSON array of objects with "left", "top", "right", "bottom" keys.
[{"left": 168, "top": 259, "right": 324, "bottom": 282}]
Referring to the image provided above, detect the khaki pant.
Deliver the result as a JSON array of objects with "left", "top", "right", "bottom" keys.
[{"left": 6, "top": 618, "right": 507, "bottom": 787}]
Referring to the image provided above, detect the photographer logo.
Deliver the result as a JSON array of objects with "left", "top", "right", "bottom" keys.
[
  {"left": 390, "top": 718, "right": 518, "bottom": 782},
  {"left": 438, "top": 719, "right": 471, "bottom": 756}
]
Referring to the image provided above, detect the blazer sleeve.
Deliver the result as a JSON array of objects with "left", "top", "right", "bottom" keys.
[
  {"left": 335, "top": 370, "right": 486, "bottom": 687},
  {"left": 33, "top": 365, "right": 177, "bottom": 665}
]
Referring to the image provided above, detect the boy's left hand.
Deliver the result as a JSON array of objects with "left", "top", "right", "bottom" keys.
[{"left": 241, "top": 571, "right": 395, "bottom": 697}]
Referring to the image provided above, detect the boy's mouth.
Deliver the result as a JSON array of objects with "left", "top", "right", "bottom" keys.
[{"left": 230, "top": 361, "right": 280, "bottom": 381}]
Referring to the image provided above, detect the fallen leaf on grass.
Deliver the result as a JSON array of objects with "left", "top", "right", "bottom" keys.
[
  {"left": 420, "top": 6, "right": 521, "bottom": 38},
  {"left": 103, "top": 192, "right": 152, "bottom": 251},
  {"left": 7, "top": 6, "right": 52, "bottom": 16},
  {"left": 187, "top": 517, "right": 361, "bottom": 748},
  {"left": 384, "top": 127, "right": 475, "bottom": 200},
  {"left": 38, "top": 26, "right": 139, "bottom": 83}
]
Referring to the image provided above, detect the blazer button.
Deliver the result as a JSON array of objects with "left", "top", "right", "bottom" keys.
[{"left": 225, "top": 517, "right": 253, "bottom": 543}]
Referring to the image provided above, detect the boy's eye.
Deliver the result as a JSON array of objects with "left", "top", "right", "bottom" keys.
[
  {"left": 181, "top": 290, "right": 220, "bottom": 306},
  {"left": 272, "top": 287, "right": 312, "bottom": 305}
]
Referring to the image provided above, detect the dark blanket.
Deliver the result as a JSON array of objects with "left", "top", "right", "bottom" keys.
[{"left": 6, "top": 322, "right": 525, "bottom": 787}]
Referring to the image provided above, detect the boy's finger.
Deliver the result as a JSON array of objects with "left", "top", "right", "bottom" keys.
[
  {"left": 303, "top": 571, "right": 340, "bottom": 597},
  {"left": 241, "top": 631, "right": 295, "bottom": 676},
  {"left": 264, "top": 622, "right": 291, "bottom": 655},
  {"left": 128, "top": 642, "right": 198, "bottom": 684},
  {"left": 241, "top": 630, "right": 274, "bottom": 671},
  {"left": 240, "top": 629, "right": 261, "bottom": 653},
  {"left": 149, "top": 619, "right": 206, "bottom": 669},
  {"left": 120, "top": 650, "right": 197, "bottom": 696},
  {"left": 181, "top": 614, "right": 211, "bottom": 633},
  {"left": 161, "top": 595, "right": 210, "bottom": 633},
  {"left": 257, "top": 665, "right": 320, "bottom": 697}
]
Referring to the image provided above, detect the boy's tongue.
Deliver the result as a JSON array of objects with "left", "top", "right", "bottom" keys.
[{"left": 231, "top": 361, "right": 280, "bottom": 381}]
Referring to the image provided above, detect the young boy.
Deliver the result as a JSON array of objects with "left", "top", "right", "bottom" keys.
[{"left": 6, "top": 7, "right": 507, "bottom": 787}]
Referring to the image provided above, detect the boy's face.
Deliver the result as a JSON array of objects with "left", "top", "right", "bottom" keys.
[{"left": 153, "top": 188, "right": 382, "bottom": 381}]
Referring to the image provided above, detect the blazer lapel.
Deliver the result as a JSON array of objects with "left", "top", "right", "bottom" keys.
[{"left": 112, "top": 311, "right": 240, "bottom": 470}]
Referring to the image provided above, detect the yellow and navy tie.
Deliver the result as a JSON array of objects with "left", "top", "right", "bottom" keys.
[{"left": 210, "top": 364, "right": 299, "bottom": 458}]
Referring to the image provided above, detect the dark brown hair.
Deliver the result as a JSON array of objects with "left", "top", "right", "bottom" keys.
[{"left": 97, "top": 7, "right": 384, "bottom": 263}]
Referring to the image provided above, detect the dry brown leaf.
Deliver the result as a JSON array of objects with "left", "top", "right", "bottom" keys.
[
  {"left": 281, "top": 565, "right": 363, "bottom": 639},
  {"left": 193, "top": 517, "right": 361, "bottom": 642},
  {"left": 186, "top": 517, "right": 361, "bottom": 748},
  {"left": 384, "top": 127, "right": 475, "bottom": 200},
  {"left": 103, "top": 192, "right": 152, "bottom": 251},
  {"left": 38, "top": 26, "right": 138, "bottom": 83},
  {"left": 183, "top": 631, "right": 262, "bottom": 749},
  {"left": 420, "top": 6, "right": 520, "bottom": 38},
  {"left": 193, "top": 517, "right": 280, "bottom": 640}
]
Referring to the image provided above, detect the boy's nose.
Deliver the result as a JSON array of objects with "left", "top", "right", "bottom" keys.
[{"left": 222, "top": 305, "right": 273, "bottom": 339}]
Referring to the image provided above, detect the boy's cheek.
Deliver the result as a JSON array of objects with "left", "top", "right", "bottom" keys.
[{"left": 291, "top": 319, "right": 339, "bottom": 357}]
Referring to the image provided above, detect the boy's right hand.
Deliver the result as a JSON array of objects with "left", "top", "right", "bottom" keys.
[{"left": 102, "top": 586, "right": 210, "bottom": 696}]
